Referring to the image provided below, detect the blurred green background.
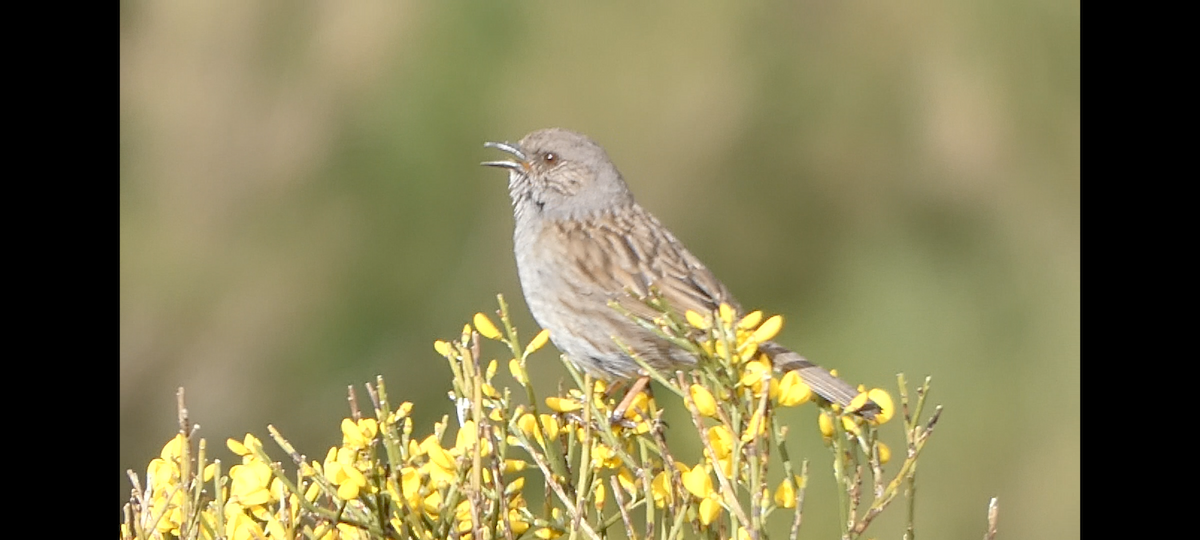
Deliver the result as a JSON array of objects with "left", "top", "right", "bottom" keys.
[{"left": 120, "top": 1, "right": 1078, "bottom": 538}]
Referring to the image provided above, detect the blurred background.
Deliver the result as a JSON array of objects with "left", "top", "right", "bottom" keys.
[{"left": 120, "top": 1, "right": 1078, "bottom": 538}]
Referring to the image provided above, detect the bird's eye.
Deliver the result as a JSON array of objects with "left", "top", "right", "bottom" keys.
[{"left": 542, "top": 152, "right": 558, "bottom": 164}]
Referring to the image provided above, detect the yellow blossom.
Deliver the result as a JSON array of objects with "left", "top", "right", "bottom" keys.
[
  {"left": 341, "top": 418, "right": 378, "bottom": 449},
  {"left": 591, "top": 443, "right": 621, "bottom": 469},
  {"left": 706, "top": 425, "right": 734, "bottom": 460},
  {"left": 685, "top": 310, "right": 712, "bottom": 329},
  {"left": 225, "top": 511, "right": 264, "bottom": 540},
  {"left": 525, "top": 329, "right": 551, "bottom": 355},
  {"left": 651, "top": 470, "right": 673, "bottom": 508},
  {"left": 229, "top": 460, "right": 275, "bottom": 506},
  {"left": 622, "top": 391, "right": 651, "bottom": 422},
  {"left": 617, "top": 468, "right": 637, "bottom": 495},
  {"left": 594, "top": 482, "right": 606, "bottom": 511},
  {"left": 877, "top": 442, "right": 892, "bottom": 464},
  {"left": 738, "top": 340, "right": 759, "bottom": 363},
  {"left": 776, "top": 371, "right": 813, "bottom": 406},
  {"left": 422, "top": 490, "right": 443, "bottom": 517},
  {"left": 840, "top": 414, "right": 863, "bottom": 437},
  {"left": 739, "top": 358, "right": 772, "bottom": 395},
  {"left": 454, "top": 420, "right": 492, "bottom": 457},
  {"left": 160, "top": 434, "right": 186, "bottom": 461},
  {"left": 545, "top": 396, "right": 582, "bottom": 413},
  {"left": 718, "top": 303, "right": 736, "bottom": 327},
  {"left": 818, "top": 411, "right": 835, "bottom": 438},
  {"left": 509, "top": 358, "right": 528, "bottom": 385},
  {"left": 750, "top": 315, "right": 783, "bottom": 343},
  {"left": 737, "top": 310, "right": 763, "bottom": 330},
  {"left": 473, "top": 312, "right": 502, "bottom": 340},
  {"left": 681, "top": 464, "right": 714, "bottom": 499},
  {"left": 508, "top": 509, "right": 531, "bottom": 535},
  {"left": 854, "top": 388, "right": 895, "bottom": 425},
  {"left": 504, "top": 459, "right": 527, "bottom": 473},
  {"left": 741, "top": 410, "right": 767, "bottom": 442},
  {"left": 699, "top": 496, "right": 723, "bottom": 526},
  {"left": 517, "top": 414, "right": 540, "bottom": 444},
  {"left": 540, "top": 414, "right": 560, "bottom": 440},
  {"left": 226, "top": 434, "right": 261, "bottom": 461},
  {"left": 421, "top": 436, "right": 457, "bottom": 471},
  {"left": 689, "top": 384, "right": 718, "bottom": 417},
  {"left": 774, "top": 476, "right": 805, "bottom": 508}
]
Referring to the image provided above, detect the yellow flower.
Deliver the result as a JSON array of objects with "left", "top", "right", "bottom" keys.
[
  {"left": 737, "top": 310, "right": 763, "bottom": 330},
  {"left": 422, "top": 490, "right": 443, "bottom": 517},
  {"left": 229, "top": 460, "right": 275, "bottom": 506},
  {"left": 774, "top": 476, "right": 805, "bottom": 508},
  {"left": 545, "top": 396, "right": 582, "bottom": 413},
  {"left": 685, "top": 310, "right": 712, "bottom": 329},
  {"left": 877, "top": 442, "right": 892, "bottom": 464},
  {"left": 454, "top": 420, "right": 492, "bottom": 457},
  {"left": 516, "top": 413, "right": 540, "bottom": 445},
  {"left": 504, "top": 459, "right": 527, "bottom": 474},
  {"left": 776, "top": 371, "right": 812, "bottom": 407},
  {"left": 540, "top": 414, "right": 560, "bottom": 441},
  {"left": 225, "top": 511, "right": 264, "bottom": 540},
  {"left": 509, "top": 358, "right": 528, "bottom": 385},
  {"left": 421, "top": 435, "right": 457, "bottom": 470},
  {"left": 681, "top": 464, "right": 714, "bottom": 499},
  {"left": 739, "top": 358, "right": 772, "bottom": 395},
  {"left": 226, "top": 434, "right": 261, "bottom": 462},
  {"left": 750, "top": 315, "right": 783, "bottom": 343},
  {"left": 525, "top": 329, "right": 551, "bottom": 355},
  {"left": 864, "top": 388, "right": 895, "bottom": 425},
  {"left": 160, "top": 434, "right": 186, "bottom": 461},
  {"left": 818, "top": 411, "right": 835, "bottom": 439},
  {"left": 741, "top": 410, "right": 767, "bottom": 442},
  {"left": 473, "top": 312, "right": 502, "bottom": 340},
  {"left": 718, "top": 304, "right": 736, "bottom": 327},
  {"left": 706, "top": 425, "right": 734, "bottom": 460},
  {"left": 841, "top": 413, "right": 864, "bottom": 437},
  {"left": 508, "top": 508, "right": 531, "bottom": 535},
  {"left": 651, "top": 470, "right": 673, "bottom": 508},
  {"left": 434, "top": 340, "right": 452, "bottom": 356},
  {"left": 698, "top": 496, "right": 723, "bottom": 526},
  {"left": 594, "top": 482, "right": 606, "bottom": 511},
  {"left": 738, "top": 340, "right": 759, "bottom": 363},
  {"left": 622, "top": 391, "right": 651, "bottom": 421},
  {"left": 341, "top": 418, "right": 378, "bottom": 449},
  {"left": 689, "top": 384, "right": 718, "bottom": 417},
  {"left": 617, "top": 468, "right": 637, "bottom": 495},
  {"left": 591, "top": 443, "right": 621, "bottom": 469}
]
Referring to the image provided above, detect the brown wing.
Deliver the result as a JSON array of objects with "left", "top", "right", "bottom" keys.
[{"left": 555, "top": 204, "right": 739, "bottom": 322}]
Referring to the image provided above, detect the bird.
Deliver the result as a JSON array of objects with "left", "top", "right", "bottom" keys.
[{"left": 482, "top": 128, "right": 873, "bottom": 416}]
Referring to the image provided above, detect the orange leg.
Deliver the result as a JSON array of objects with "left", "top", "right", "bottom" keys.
[{"left": 609, "top": 375, "right": 652, "bottom": 424}]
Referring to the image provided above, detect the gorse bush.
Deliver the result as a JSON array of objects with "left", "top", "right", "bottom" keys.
[{"left": 121, "top": 294, "right": 943, "bottom": 540}]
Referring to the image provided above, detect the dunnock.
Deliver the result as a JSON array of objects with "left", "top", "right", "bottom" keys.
[{"left": 483, "top": 128, "right": 869, "bottom": 412}]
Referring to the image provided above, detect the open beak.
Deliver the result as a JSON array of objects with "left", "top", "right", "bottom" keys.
[{"left": 481, "top": 141, "right": 528, "bottom": 171}]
